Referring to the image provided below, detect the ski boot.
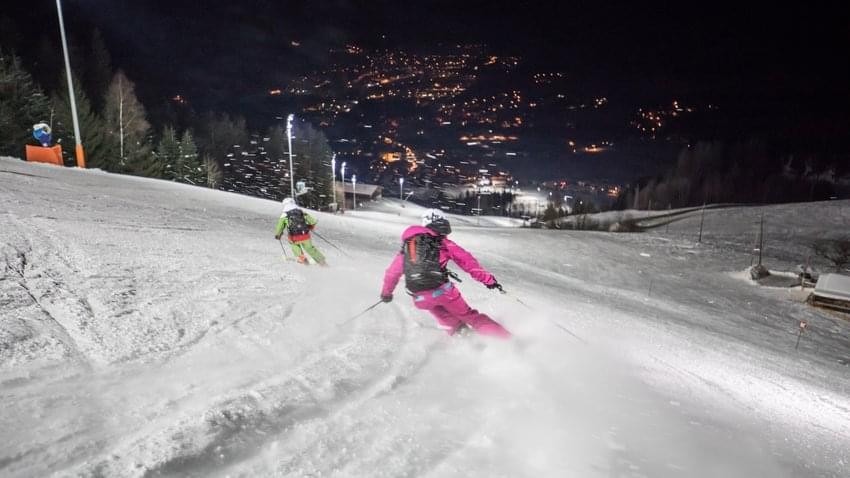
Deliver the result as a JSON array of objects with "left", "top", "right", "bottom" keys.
[{"left": 450, "top": 323, "right": 472, "bottom": 337}]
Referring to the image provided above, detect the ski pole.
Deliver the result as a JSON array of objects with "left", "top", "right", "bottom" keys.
[
  {"left": 549, "top": 320, "right": 588, "bottom": 344},
  {"left": 278, "top": 238, "right": 288, "bottom": 259},
  {"left": 339, "top": 299, "right": 384, "bottom": 327},
  {"left": 498, "top": 288, "right": 531, "bottom": 309},
  {"left": 500, "top": 289, "right": 532, "bottom": 309},
  {"left": 448, "top": 270, "right": 463, "bottom": 283},
  {"left": 313, "top": 230, "right": 349, "bottom": 257},
  {"left": 499, "top": 288, "right": 587, "bottom": 344}
]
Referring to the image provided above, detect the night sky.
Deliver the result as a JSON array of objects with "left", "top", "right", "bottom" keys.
[
  {"left": 7, "top": 0, "right": 838, "bottom": 116},
  {"left": 2, "top": 0, "right": 848, "bottom": 183}
]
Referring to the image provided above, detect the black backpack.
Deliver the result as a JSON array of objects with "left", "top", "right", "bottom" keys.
[
  {"left": 286, "top": 209, "right": 310, "bottom": 235},
  {"left": 403, "top": 234, "right": 447, "bottom": 292}
]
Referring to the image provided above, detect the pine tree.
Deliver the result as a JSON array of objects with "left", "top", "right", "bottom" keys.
[
  {"left": 124, "top": 133, "right": 154, "bottom": 177},
  {"left": 265, "top": 125, "right": 288, "bottom": 198},
  {"left": 86, "top": 29, "right": 112, "bottom": 113},
  {"left": 266, "top": 125, "right": 285, "bottom": 161},
  {"left": 178, "top": 130, "right": 203, "bottom": 185},
  {"left": 52, "top": 72, "right": 114, "bottom": 169},
  {"left": 196, "top": 112, "right": 249, "bottom": 162},
  {"left": 203, "top": 155, "right": 222, "bottom": 189},
  {"left": 104, "top": 71, "right": 151, "bottom": 173},
  {"left": 291, "top": 121, "right": 333, "bottom": 208},
  {"left": 542, "top": 203, "right": 559, "bottom": 222},
  {"left": 155, "top": 126, "right": 180, "bottom": 179},
  {"left": 34, "top": 35, "right": 62, "bottom": 93},
  {"left": 0, "top": 51, "right": 50, "bottom": 157}
]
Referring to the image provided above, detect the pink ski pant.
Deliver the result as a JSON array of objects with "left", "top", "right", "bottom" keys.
[{"left": 411, "top": 282, "right": 510, "bottom": 338}]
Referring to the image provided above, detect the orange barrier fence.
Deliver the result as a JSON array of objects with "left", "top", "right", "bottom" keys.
[{"left": 25, "top": 145, "right": 63, "bottom": 166}]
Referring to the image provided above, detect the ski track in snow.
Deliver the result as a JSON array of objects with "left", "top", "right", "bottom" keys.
[{"left": 1, "top": 157, "right": 849, "bottom": 477}]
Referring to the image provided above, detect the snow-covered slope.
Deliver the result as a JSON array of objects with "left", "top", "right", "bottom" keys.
[
  {"left": 1, "top": 157, "right": 849, "bottom": 477},
  {"left": 351, "top": 196, "right": 525, "bottom": 228}
]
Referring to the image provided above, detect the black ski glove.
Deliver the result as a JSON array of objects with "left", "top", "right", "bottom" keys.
[
  {"left": 381, "top": 294, "right": 393, "bottom": 303},
  {"left": 486, "top": 281, "right": 503, "bottom": 292},
  {"left": 275, "top": 234, "right": 282, "bottom": 240}
]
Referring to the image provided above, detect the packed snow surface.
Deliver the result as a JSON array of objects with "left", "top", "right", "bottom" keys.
[{"left": 1, "top": 157, "right": 849, "bottom": 477}]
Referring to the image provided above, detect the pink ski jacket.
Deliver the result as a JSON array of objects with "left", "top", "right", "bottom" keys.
[{"left": 382, "top": 226, "right": 496, "bottom": 296}]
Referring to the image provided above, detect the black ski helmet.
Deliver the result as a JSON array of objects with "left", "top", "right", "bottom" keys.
[{"left": 421, "top": 208, "right": 451, "bottom": 235}]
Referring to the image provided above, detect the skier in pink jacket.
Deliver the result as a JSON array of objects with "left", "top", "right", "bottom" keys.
[{"left": 380, "top": 209, "right": 511, "bottom": 338}]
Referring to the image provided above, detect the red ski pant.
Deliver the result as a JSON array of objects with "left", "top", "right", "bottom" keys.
[{"left": 411, "top": 282, "right": 510, "bottom": 338}]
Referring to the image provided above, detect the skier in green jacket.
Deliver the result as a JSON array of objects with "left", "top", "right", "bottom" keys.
[{"left": 274, "top": 198, "right": 327, "bottom": 266}]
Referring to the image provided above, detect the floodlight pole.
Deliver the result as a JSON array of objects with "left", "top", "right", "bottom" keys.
[
  {"left": 286, "top": 114, "right": 295, "bottom": 203},
  {"left": 477, "top": 188, "right": 481, "bottom": 226},
  {"left": 340, "top": 162, "right": 346, "bottom": 212},
  {"left": 758, "top": 213, "right": 764, "bottom": 266},
  {"left": 331, "top": 154, "right": 337, "bottom": 210},
  {"left": 352, "top": 174, "right": 357, "bottom": 210},
  {"left": 56, "top": 0, "right": 85, "bottom": 168}
]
